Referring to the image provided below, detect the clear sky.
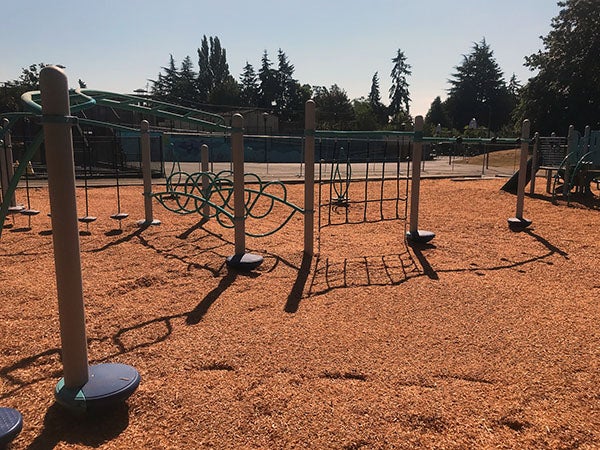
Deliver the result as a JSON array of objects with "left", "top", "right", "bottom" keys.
[{"left": 2, "top": 0, "right": 560, "bottom": 118}]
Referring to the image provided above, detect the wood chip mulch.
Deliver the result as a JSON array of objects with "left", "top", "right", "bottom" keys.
[{"left": 0, "top": 178, "right": 599, "bottom": 449}]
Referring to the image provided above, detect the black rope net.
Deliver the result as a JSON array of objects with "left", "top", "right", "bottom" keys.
[{"left": 316, "top": 136, "right": 411, "bottom": 254}]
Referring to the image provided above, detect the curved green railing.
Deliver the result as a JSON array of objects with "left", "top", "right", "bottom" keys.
[
  {"left": 551, "top": 150, "right": 600, "bottom": 202},
  {"left": 152, "top": 170, "right": 304, "bottom": 238}
]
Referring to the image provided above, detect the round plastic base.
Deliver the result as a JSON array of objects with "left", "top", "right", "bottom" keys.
[
  {"left": 110, "top": 213, "right": 129, "bottom": 220},
  {"left": 406, "top": 230, "right": 436, "bottom": 244},
  {"left": 0, "top": 407, "right": 22, "bottom": 447},
  {"left": 137, "top": 219, "right": 161, "bottom": 227},
  {"left": 226, "top": 253, "right": 264, "bottom": 271},
  {"left": 55, "top": 363, "right": 140, "bottom": 413},
  {"left": 508, "top": 217, "right": 532, "bottom": 230},
  {"left": 78, "top": 216, "right": 97, "bottom": 224}
]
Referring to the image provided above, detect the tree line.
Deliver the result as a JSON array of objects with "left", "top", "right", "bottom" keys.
[
  {"left": 1, "top": 0, "right": 597, "bottom": 136},
  {"left": 147, "top": 36, "right": 413, "bottom": 132}
]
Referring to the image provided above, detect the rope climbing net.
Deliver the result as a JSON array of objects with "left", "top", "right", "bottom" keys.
[{"left": 315, "top": 134, "right": 411, "bottom": 251}]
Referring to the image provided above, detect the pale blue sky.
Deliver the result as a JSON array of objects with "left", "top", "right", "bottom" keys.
[{"left": 2, "top": 0, "right": 559, "bottom": 117}]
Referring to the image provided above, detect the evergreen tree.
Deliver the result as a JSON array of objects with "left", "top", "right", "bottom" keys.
[
  {"left": 258, "top": 50, "right": 278, "bottom": 110},
  {"left": 518, "top": 0, "right": 600, "bottom": 133},
  {"left": 150, "top": 55, "right": 180, "bottom": 102},
  {"left": 445, "top": 38, "right": 512, "bottom": 132},
  {"left": 173, "top": 55, "right": 198, "bottom": 103},
  {"left": 389, "top": 49, "right": 412, "bottom": 126},
  {"left": 239, "top": 62, "right": 260, "bottom": 106},
  {"left": 368, "top": 72, "right": 381, "bottom": 106},
  {"left": 275, "top": 49, "right": 295, "bottom": 118},
  {"left": 368, "top": 72, "right": 387, "bottom": 126}
]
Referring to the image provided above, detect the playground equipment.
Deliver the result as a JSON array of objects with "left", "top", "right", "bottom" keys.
[
  {"left": 309, "top": 110, "right": 434, "bottom": 250},
  {"left": 42, "top": 66, "right": 141, "bottom": 411},
  {"left": 137, "top": 120, "right": 161, "bottom": 227},
  {"left": 74, "top": 124, "right": 97, "bottom": 226},
  {"left": 0, "top": 85, "right": 229, "bottom": 236},
  {"left": 508, "top": 120, "right": 533, "bottom": 230},
  {"left": 500, "top": 124, "right": 600, "bottom": 205},
  {"left": 0, "top": 407, "right": 22, "bottom": 447},
  {"left": 314, "top": 131, "right": 410, "bottom": 245},
  {"left": 151, "top": 114, "right": 310, "bottom": 265},
  {"left": 407, "top": 117, "right": 435, "bottom": 243},
  {"left": 1, "top": 119, "right": 25, "bottom": 217},
  {"left": 551, "top": 125, "right": 600, "bottom": 204},
  {"left": 109, "top": 132, "right": 129, "bottom": 229}
]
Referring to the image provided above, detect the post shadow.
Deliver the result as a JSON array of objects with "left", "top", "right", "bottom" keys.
[
  {"left": 523, "top": 228, "right": 569, "bottom": 258},
  {"left": 27, "top": 402, "right": 130, "bottom": 450},
  {"left": 186, "top": 270, "right": 238, "bottom": 325},
  {"left": 176, "top": 217, "right": 210, "bottom": 240},
  {"left": 409, "top": 242, "right": 439, "bottom": 280},
  {"left": 284, "top": 253, "right": 313, "bottom": 313}
]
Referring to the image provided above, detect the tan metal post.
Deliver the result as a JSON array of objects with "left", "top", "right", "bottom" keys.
[
  {"left": 40, "top": 65, "right": 89, "bottom": 388},
  {"left": 515, "top": 120, "right": 531, "bottom": 218},
  {"left": 201, "top": 144, "right": 210, "bottom": 218},
  {"left": 232, "top": 114, "right": 245, "bottom": 256},
  {"left": 409, "top": 116, "right": 424, "bottom": 234},
  {"left": 138, "top": 120, "right": 160, "bottom": 226},
  {"left": 304, "top": 101, "right": 315, "bottom": 257},
  {"left": 406, "top": 116, "right": 435, "bottom": 244}
]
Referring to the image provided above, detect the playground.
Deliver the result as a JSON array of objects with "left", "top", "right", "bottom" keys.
[
  {"left": 0, "top": 175, "right": 599, "bottom": 448},
  {"left": 0, "top": 68, "right": 599, "bottom": 448}
]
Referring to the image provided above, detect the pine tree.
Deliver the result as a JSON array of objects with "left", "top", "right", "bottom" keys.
[
  {"left": 368, "top": 72, "right": 381, "bottom": 106},
  {"left": 389, "top": 50, "right": 412, "bottom": 127},
  {"left": 258, "top": 50, "right": 277, "bottom": 110},
  {"left": 368, "top": 72, "right": 387, "bottom": 126},
  {"left": 150, "top": 55, "right": 180, "bottom": 102},
  {"left": 239, "top": 62, "right": 259, "bottom": 106},
  {"left": 173, "top": 55, "right": 198, "bottom": 104}
]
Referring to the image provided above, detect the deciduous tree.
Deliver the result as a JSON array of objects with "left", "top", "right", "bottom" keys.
[{"left": 518, "top": 0, "right": 600, "bottom": 133}]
